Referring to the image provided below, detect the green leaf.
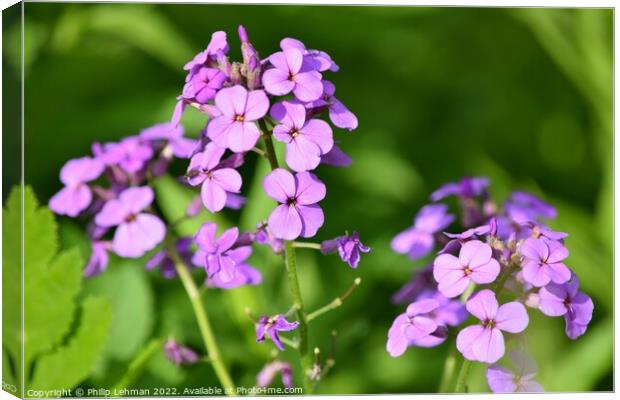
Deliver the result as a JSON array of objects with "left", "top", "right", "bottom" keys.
[
  {"left": 2, "top": 347, "right": 16, "bottom": 392},
  {"left": 84, "top": 261, "right": 154, "bottom": 362},
  {"left": 29, "top": 296, "right": 112, "bottom": 391},
  {"left": 2, "top": 187, "right": 23, "bottom": 366},
  {"left": 547, "top": 317, "right": 613, "bottom": 391}
]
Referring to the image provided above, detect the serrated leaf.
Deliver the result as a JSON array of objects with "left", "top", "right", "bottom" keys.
[
  {"left": 24, "top": 247, "right": 83, "bottom": 365},
  {"left": 84, "top": 261, "right": 154, "bottom": 362},
  {"left": 2, "top": 187, "right": 23, "bottom": 366},
  {"left": 29, "top": 296, "right": 112, "bottom": 391}
]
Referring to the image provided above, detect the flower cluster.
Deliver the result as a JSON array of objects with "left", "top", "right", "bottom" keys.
[
  {"left": 49, "top": 25, "right": 368, "bottom": 390},
  {"left": 387, "top": 176, "right": 594, "bottom": 393}
]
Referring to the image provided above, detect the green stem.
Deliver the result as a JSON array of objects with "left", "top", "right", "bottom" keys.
[
  {"left": 259, "top": 119, "right": 279, "bottom": 170},
  {"left": 171, "top": 248, "right": 236, "bottom": 396},
  {"left": 111, "top": 338, "right": 164, "bottom": 394},
  {"left": 307, "top": 278, "right": 362, "bottom": 322},
  {"left": 284, "top": 241, "right": 314, "bottom": 393},
  {"left": 292, "top": 241, "right": 322, "bottom": 250},
  {"left": 438, "top": 344, "right": 458, "bottom": 393},
  {"left": 454, "top": 358, "right": 473, "bottom": 393}
]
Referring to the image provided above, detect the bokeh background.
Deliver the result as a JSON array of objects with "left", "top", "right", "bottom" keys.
[{"left": 3, "top": 4, "right": 613, "bottom": 394}]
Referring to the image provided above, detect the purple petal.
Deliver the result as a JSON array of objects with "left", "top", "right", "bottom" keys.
[
  {"left": 301, "top": 119, "right": 333, "bottom": 154},
  {"left": 329, "top": 97, "right": 358, "bottom": 131},
  {"left": 297, "top": 204, "right": 324, "bottom": 238},
  {"left": 195, "top": 223, "right": 218, "bottom": 253},
  {"left": 472, "top": 328, "right": 505, "bottom": 364},
  {"left": 292, "top": 71, "right": 323, "bottom": 102},
  {"left": 227, "top": 121, "right": 260, "bottom": 152},
  {"left": 486, "top": 365, "right": 517, "bottom": 393},
  {"left": 217, "top": 227, "right": 239, "bottom": 252},
  {"left": 119, "top": 186, "right": 154, "bottom": 214},
  {"left": 263, "top": 168, "right": 296, "bottom": 203},
  {"left": 262, "top": 68, "right": 294, "bottom": 96},
  {"left": 466, "top": 289, "right": 499, "bottom": 321},
  {"left": 321, "top": 144, "right": 352, "bottom": 167},
  {"left": 538, "top": 284, "right": 568, "bottom": 316},
  {"left": 404, "top": 316, "right": 437, "bottom": 340},
  {"left": 495, "top": 302, "right": 529, "bottom": 333},
  {"left": 268, "top": 204, "right": 302, "bottom": 240},
  {"left": 470, "top": 258, "right": 500, "bottom": 285},
  {"left": 95, "top": 199, "right": 128, "bottom": 227},
  {"left": 294, "top": 172, "right": 326, "bottom": 205},
  {"left": 459, "top": 240, "right": 492, "bottom": 269},
  {"left": 49, "top": 185, "right": 92, "bottom": 217},
  {"left": 456, "top": 325, "right": 485, "bottom": 361},
  {"left": 244, "top": 90, "right": 269, "bottom": 121},
  {"left": 60, "top": 157, "right": 104, "bottom": 186},
  {"left": 201, "top": 180, "right": 227, "bottom": 213},
  {"left": 285, "top": 137, "right": 322, "bottom": 172},
  {"left": 113, "top": 214, "right": 165, "bottom": 258},
  {"left": 214, "top": 85, "right": 247, "bottom": 117},
  {"left": 211, "top": 168, "right": 242, "bottom": 193},
  {"left": 406, "top": 298, "right": 439, "bottom": 316}
]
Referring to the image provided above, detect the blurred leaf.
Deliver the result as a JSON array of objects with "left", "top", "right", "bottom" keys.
[
  {"left": 3, "top": 349, "right": 15, "bottom": 389},
  {"left": 547, "top": 317, "right": 612, "bottom": 391},
  {"left": 153, "top": 174, "right": 228, "bottom": 237},
  {"left": 84, "top": 261, "right": 155, "bottom": 362},
  {"left": 112, "top": 338, "right": 164, "bottom": 390},
  {"left": 30, "top": 296, "right": 112, "bottom": 390},
  {"left": 146, "top": 350, "right": 187, "bottom": 386},
  {"left": 345, "top": 147, "right": 423, "bottom": 204},
  {"left": 4, "top": 17, "right": 47, "bottom": 74}
]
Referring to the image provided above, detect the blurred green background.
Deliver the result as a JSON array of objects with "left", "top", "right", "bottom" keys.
[{"left": 3, "top": 4, "right": 612, "bottom": 394}]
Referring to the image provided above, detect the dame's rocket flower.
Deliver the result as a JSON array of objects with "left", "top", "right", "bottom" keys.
[
  {"left": 386, "top": 299, "right": 441, "bottom": 357},
  {"left": 263, "top": 169, "right": 326, "bottom": 240},
  {"left": 83, "top": 241, "right": 111, "bottom": 277},
  {"left": 271, "top": 100, "right": 333, "bottom": 172},
  {"left": 181, "top": 67, "right": 228, "bottom": 105},
  {"left": 205, "top": 245, "right": 262, "bottom": 289},
  {"left": 186, "top": 143, "right": 242, "bottom": 213},
  {"left": 321, "top": 231, "right": 370, "bottom": 269},
  {"left": 206, "top": 85, "right": 269, "bottom": 152},
  {"left": 97, "top": 136, "right": 154, "bottom": 174},
  {"left": 256, "top": 315, "right": 299, "bottom": 351},
  {"left": 146, "top": 238, "right": 194, "bottom": 279},
  {"left": 519, "top": 237, "right": 571, "bottom": 287},
  {"left": 94, "top": 186, "right": 166, "bottom": 258},
  {"left": 486, "top": 350, "right": 543, "bottom": 393},
  {"left": 538, "top": 277, "right": 593, "bottom": 339},
  {"left": 456, "top": 290, "right": 529, "bottom": 364},
  {"left": 505, "top": 191, "right": 557, "bottom": 222},
  {"left": 193, "top": 222, "right": 247, "bottom": 283},
  {"left": 392, "top": 204, "right": 455, "bottom": 261},
  {"left": 49, "top": 156, "right": 104, "bottom": 217},
  {"left": 139, "top": 122, "right": 198, "bottom": 159},
  {"left": 307, "top": 80, "right": 358, "bottom": 131},
  {"left": 320, "top": 144, "right": 353, "bottom": 167},
  {"left": 257, "top": 361, "right": 293, "bottom": 389},
  {"left": 280, "top": 37, "right": 339, "bottom": 72},
  {"left": 183, "top": 31, "right": 229, "bottom": 81},
  {"left": 262, "top": 47, "right": 323, "bottom": 102},
  {"left": 164, "top": 338, "right": 200, "bottom": 366},
  {"left": 430, "top": 176, "right": 489, "bottom": 202}
]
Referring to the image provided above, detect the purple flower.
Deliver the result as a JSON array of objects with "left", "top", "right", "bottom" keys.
[
  {"left": 146, "top": 238, "right": 194, "bottom": 279},
  {"left": 307, "top": 81, "right": 358, "bottom": 131},
  {"left": 206, "top": 85, "right": 269, "bottom": 152},
  {"left": 392, "top": 264, "right": 435, "bottom": 305},
  {"left": 262, "top": 48, "right": 323, "bottom": 102},
  {"left": 505, "top": 191, "right": 557, "bottom": 222},
  {"left": 254, "top": 222, "right": 285, "bottom": 253},
  {"left": 321, "top": 231, "right": 370, "bottom": 269},
  {"left": 257, "top": 361, "right": 293, "bottom": 389},
  {"left": 280, "top": 37, "right": 339, "bottom": 72},
  {"left": 181, "top": 67, "right": 227, "bottom": 104},
  {"left": 164, "top": 338, "right": 199, "bottom": 365},
  {"left": 391, "top": 204, "right": 455, "bottom": 261},
  {"left": 205, "top": 245, "right": 262, "bottom": 289},
  {"left": 519, "top": 221, "right": 568, "bottom": 241},
  {"left": 320, "top": 144, "right": 353, "bottom": 167},
  {"left": 433, "top": 240, "right": 500, "bottom": 298},
  {"left": 263, "top": 169, "right": 326, "bottom": 240},
  {"left": 519, "top": 237, "right": 571, "bottom": 287},
  {"left": 193, "top": 222, "right": 247, "bottom": 283},
  {"left": 49, "top": 156, "right": 104, "bottom": 217},
  {"left": 430, "top": 176, "right": 489, "bottom": 202},
  {"left": 456, "top": 290, "right": 529, "bottom": 363},
  {"left": 97, "top": 136, "right": 154, "bottom": 174},
  {"left": 271, "top": 100, "right": 333, "bottom": 172},
  {"left": 184, "top": 31, "right": 229, "bottom": 80},
  {"left": 440, "top": 223, "right": 492, "bottom": 255},
  {"left": 139, "top": 122, "right": 198, "bottom": 159},
  {"left": 256, "top": 315, "right": 299, "bottom": 351},
  {"left": 486, "top": 350, "right": 543, "bottom": 393},
  {"left": 538, "top": 277, "right": 593, "bottom": 339},
  {"left": 186, "top": 143, "right": 242, "bottom": 213},
  {"left": 94, "top": 187, "right": 166, "bottom": 258},
  {"left": 409, "top": 290, "right": 468, "bottom": 348},
  {"left": 386, "top": 299, "right": 440, "bottom": 357},
  {"left": 83, "top": 241, "right": 111, "bottom": 277}
]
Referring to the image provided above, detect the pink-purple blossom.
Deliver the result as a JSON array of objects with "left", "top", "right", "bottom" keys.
[
  {"left": 392, "top": 204, "right": 455, "bottom": 261},
  {"left": 262, "top": 47, "right": 323, "bottom": 102},
  {"left": 94, "top": 186, "right": 166, "bottom": 258},
  {"left": 538, "top": 277, "right": 593, "bottom": 339},
  {"left": 430, "top": 176, "right": 489, "bottom": 202},
  {"left": 83, "top": 241, "right": 111, "bottom": 277},
  {"left": 257, "top": 360, "right": 293, "bottom": 389},
  {"left": 519, "top": 237, "right": 571, "bottom": 287},
  {"left": 486, "top": 350, "right": 543, "bottom": 393},
  {"left": 321, "top": 231, "right": 370, "bottom": 269},
  {"left": 206, "top": 85, "right": 269, "bottom": 152},
  {"left": 387, "top": 298, "right": 441, "bottom": 357},
  {"left": 205, "top": 245, "right": 262, "bottom": 289},
  {"left": 49, "top": 157, "right": 104, "bottom": 217},
  {"left": 164, "top": 338, "right": 200, "bottom": 365},
  {"left": 256, "top": 315, "right": 299, "bottom": 351},
  {"left": 505, "top": 191, "right": 557, "bottom": 222},
  {"left": 433, "top": 240, "right": 500, "bottom": 298},
  {"left": 263, "top": 168, "right": 326, "bottom": 240},
  {"left": 456, "top": 290, "right": 529, "bottom": 363},
  {"left": 186, "top": 143, "right": 243, "bottom": 213},
  {"left": 96, "top": 136, "right": 154, "bottom": 174},
  {"left": 271, "top": 100, "right": 333, "bottom": 172},
  {"left": 193, "top": 222, "right": 248, "bottom": 283},
  {"left": 307, "top": 80, "right": 358, "bottom": 131}
]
